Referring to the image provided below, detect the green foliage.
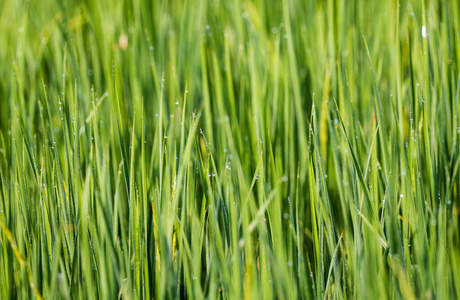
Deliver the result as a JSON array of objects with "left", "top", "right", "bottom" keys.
[{"left": 0, "top": 0, "right": 459, "bottom": 298}]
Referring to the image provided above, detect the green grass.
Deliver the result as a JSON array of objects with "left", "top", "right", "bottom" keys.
[{"left": 0, "top": 0, "right": 459, "bottom": 299}]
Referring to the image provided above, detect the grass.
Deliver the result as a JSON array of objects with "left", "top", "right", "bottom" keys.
[{"left": 0, "top": 0, "right": 459, "bottom": 298}]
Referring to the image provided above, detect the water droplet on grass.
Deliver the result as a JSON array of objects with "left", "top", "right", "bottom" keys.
[{"left": 422, "top": 25, "right": 428, "bottom": 38}]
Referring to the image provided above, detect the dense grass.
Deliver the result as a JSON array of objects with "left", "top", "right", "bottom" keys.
[{"left": 1, "top": 0, "right": 459, "bottom": 298}]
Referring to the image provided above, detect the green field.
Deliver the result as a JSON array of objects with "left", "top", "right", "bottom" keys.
[{"left": 0, "top": 0, "right": 459, "bottom": 299}]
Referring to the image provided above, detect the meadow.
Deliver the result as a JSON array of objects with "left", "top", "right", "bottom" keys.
[{"left": 0, "top": 0, "right": 459, "bottom": 299}]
